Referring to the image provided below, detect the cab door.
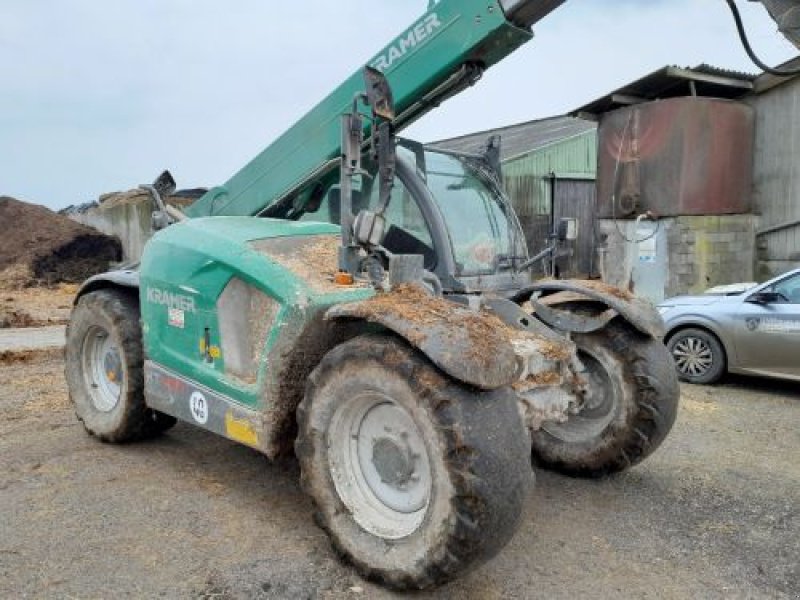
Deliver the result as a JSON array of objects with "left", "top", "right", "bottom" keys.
[{"left": 733, "top": 272, "right": 800, "bottom": 378}]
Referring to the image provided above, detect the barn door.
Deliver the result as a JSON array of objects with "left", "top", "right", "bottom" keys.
[{"left": 552, "top": 178, "right": 597, "bottom": 278}]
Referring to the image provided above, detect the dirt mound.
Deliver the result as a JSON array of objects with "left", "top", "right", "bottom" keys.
[
  {"left": 61, "top": 188, "right": 206, "bottom": 216},
  {"left": 0, "top": 196, "right": 122, "bottom": 288},
  {"left": 97, "top": 187, "right": 205, "bottom": 210}
]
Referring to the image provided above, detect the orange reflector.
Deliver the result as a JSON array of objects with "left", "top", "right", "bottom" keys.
[{"left": 334, "top": 271, "right": 354, "bottom": 286}]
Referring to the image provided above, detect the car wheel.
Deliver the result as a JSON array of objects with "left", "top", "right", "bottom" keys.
[{"left": 666, "top": 328, "right": 726, "bottom": 384}]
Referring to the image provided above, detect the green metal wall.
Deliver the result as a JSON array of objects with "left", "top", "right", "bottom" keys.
[{"left": 502, "top": 129, "right": 597, "bottom": 219}]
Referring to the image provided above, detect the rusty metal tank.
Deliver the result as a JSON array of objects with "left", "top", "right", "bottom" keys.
[{"left": 595, "top": 97, "right": 754, "bottom": 218}]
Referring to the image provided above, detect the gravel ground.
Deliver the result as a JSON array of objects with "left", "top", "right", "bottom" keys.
[
  {"left": 0, "top": 326, "right": 65, "bottom": 351},
  {"left": 0, "top": 351, "right": 797, "bottom": 599},
  {"left": 0, "top": 283, "right": 76, "bottom": 326}
]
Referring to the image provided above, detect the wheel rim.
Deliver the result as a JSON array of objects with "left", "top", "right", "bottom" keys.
[
  {"left": 542, "top": 350, "right": 619, "bottom": 443},
  {"left": 328, "top": 391, "right": 432, "bottom": 540},
  {"left": 671, "top": 336, "right": 714, "bottom": 378},
  {"left": 81, "top": 325, "right": 123, "bottom": 413}
]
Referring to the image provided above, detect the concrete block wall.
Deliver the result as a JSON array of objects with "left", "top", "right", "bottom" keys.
[
  {"left": 68, "top": 190, "right": 199, "bottom": 263},
  {"left": 71, "top": 200, "right": 152, "bottom": 263},
  {"left": 665, "top": 215, "right": 756, "bottom": 296},
  {"left": 598, "top": 214, "right": 757, "bottom": 302}
]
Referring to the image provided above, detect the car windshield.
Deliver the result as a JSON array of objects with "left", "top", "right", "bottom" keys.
[{"left": 424, "top": 152, "right": 525, "bottom": 276}]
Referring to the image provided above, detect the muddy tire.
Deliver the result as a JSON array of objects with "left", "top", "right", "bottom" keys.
[
  {"left": 531, "top": 322, "right": 679, "bottom": 478},
  {"left": 295, "top": 334, "right": 531, "bottom": 590},
  {"left": 65, "top": 289, "right": 176, "bottom": 442}
]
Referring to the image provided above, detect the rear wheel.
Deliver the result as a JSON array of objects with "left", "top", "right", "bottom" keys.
[
  {"left": 65, "top": 289, "right": 176, "bottom": 442},
  {"left": 531, "top": 322, "right": 679, "bottom": 478},
  {"left": 666, "top": 328, "right": 726, "bottom": 384},
  {"left": 296, "top": 334, "right": 532, "bottom": 590}
]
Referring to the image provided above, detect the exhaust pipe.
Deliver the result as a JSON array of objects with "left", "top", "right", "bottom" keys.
[{"left": 499, "top": 0, "right": 566, "bottom": 28}]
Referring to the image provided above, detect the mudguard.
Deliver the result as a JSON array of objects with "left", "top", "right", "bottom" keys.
[
  {"left": 514, "top": 279, "right": 666, "bottom": 339},
  {"left": 325, "top": 287, "right": 529, "bottom": 390},
  {"left": 74, "top": 268, "right": 140, "bottom": 303}
]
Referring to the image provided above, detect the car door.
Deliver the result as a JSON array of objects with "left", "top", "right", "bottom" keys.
[{"left": 732, "top": 272, "right": 800, "bottom": 378}]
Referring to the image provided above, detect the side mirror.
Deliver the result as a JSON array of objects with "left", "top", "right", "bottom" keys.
[
  {"left": 483, "top": 135, "right": 502, "bottom": 182},
  {"left": 557, "top": 218, "right": 578, "bottom": 242},
  {"left": 353, "top": 210, "right": 386, "bottom": 247},
  {"left": 153, "top": 170, "right": 177, "bottom": 198},
  {"left": 747, "top": 291, "right": 782, "bottom": 305},
  {"left": 141, "top": 170, "right": 178, "bottom": 231}
]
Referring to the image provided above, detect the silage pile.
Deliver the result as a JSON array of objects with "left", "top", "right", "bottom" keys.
[{"left": 0, "top": 196, "right": 122, "bottom": 288}]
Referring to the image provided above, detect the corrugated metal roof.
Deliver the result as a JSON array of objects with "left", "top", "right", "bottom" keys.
[
  {"left": 693, "top": 63, "right": 758, "bottom": 81},
  {"left": 427, "top": 115, "right": 596, "bottom": 162},
  {"left": 572, "top": 64, "right": 758, "bottom": 118}
]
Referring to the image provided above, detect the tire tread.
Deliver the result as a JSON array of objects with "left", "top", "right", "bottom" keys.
[
  {"left": 66, "top": 289, "right": 175, "bottom": 443},
  {"left": 532, "top": 321, "right": 679, "bottom": 478},
  {"left": 295, "top": 334, "right": 530, "bottom": 590}
]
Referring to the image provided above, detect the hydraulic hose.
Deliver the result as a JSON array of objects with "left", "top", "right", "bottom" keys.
[{"left": 725, "top": 0, "right": 800, "bottom": 76}]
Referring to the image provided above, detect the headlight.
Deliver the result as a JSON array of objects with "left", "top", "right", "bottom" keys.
[{"left": 657, "top": 306, "right": 673, "bottom": 316}]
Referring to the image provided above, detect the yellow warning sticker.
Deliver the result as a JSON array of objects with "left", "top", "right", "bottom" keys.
[{"left": 224, "top": 412, "right": 259, "bottom": 447}]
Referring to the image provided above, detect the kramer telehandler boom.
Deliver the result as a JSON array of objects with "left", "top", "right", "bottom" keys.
[{"left": 65, "top": 0, "right": 798, "bottom": 589}]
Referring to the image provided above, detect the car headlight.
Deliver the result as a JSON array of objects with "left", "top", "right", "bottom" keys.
[{"left": 657, "top": 306, "right": 673, "bottom": 316}]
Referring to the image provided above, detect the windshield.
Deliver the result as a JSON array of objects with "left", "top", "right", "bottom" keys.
[{"left": 425, "top": 151, "right": 526, "bottom": 276}]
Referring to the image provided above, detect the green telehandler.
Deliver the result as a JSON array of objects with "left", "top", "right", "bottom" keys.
[{"left": 65, "top": 0, "right": 799, "bottom": 589}]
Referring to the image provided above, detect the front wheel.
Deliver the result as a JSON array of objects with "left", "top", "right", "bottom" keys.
[
  {"left": 65, "top": 289, "right": 176, "bottom": 443},
  {"left": 531, "top": 322, "right": 679, "bottom": 478},
  {"left": 296, "top": 334, "right": 532, "bottom": 590}
]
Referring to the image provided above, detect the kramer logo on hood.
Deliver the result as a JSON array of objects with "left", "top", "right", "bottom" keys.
[
  {"left": 372, "top": 13, "right": 442, "bottom": 72},
  {"left": 146, "top": 287, "right": 197, "bottom": 314}
]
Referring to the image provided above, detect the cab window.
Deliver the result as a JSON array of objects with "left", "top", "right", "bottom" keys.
[
  {"left": 298, "top": 186, "right": 342, "bottom": 224},
  {"left": 297, "top": 179, "right": 436, "bottom": 270},
  {"left": 367, "top": 178, "right": 435, "bottom": 269}
]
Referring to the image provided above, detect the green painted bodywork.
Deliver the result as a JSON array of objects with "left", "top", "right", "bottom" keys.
[
  {"left": 136, "top": 1, "right": 547, "bottom": 442},
  {"left": 185, "top": 0, "right": 532, "bottom": 219},
  {"left": 139, "top": 217, "right": 374, "bottom": 410}
]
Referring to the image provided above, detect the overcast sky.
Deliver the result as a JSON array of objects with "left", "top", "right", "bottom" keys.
[{"left": 1, "top": 1, "right": 797, "bottom": 209}]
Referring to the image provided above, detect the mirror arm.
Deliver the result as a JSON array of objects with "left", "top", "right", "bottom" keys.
[
  {"left": 397, "top": 138, "right": 427, "bottom": 179},
  {"left": 516, "top": 243, "right": 557, "bottom": 273},
  {"left": 339, "top": 67, "right": 397, "bottom": 276},
  {"left": 374, "top": 121, "right": 396, "bottom": 215},
  {"left": 338, "top": 103, "right": 366, "bottom": 274}
]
